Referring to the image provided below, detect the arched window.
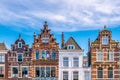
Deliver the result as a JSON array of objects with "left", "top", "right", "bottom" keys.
[
  {"left": 97, "top": 67, "right": 103, "bottom": 78},
  {"left": 108, "top": 67, "right": 113, "bottom": 78}
]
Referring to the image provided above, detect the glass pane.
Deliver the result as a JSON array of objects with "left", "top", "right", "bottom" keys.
[
  {"left": 63, "top": 57, "right": 68, "bottom": 67},
  {"left": 41, "top": 67, "right": 45, "bottom": 77},
  {"left": 73, "top": 58, "right": 79, "bottom": 67},
  {"left": 42, "top": 50, "right": 45, "bottom": 60},
  {"left": 22, "top": 67, "right": 28, "bottom": 77},
  {"left": 46, "top": 67, "right": 50, "bottom": 77},
  {"left": 35, "top": 67, "right": 40, "bottom": 77},
  {"left": 46, "top": 51, "right": 50, "bottom": 60},
  {"left": 63, "top": 72, "right": 68, "bottom": 80},
  {"left": 36, "top": 50, "right": 39, "bottom": 60},
  {"left": 18, "top": 54, "right": 22, "bottom": 61},
  {"left": 51, "top": 67, "right": 55, "bottom": 77},
  {"left": 52, "top": 50, "right": 56, "bottom": 60}
]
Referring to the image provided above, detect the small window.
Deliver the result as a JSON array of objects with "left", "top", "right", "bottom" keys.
[
  {"left": 42, "top": 50, "right": 50, "bottom": 60},
  {"left": 84, "top": 71, "right": 90, "bottom": 80},
  {"left": 41, "top": 67, "right": 45, "bottom": 77},
  {"left": 22, "top": 67, "right": 28, "bottom": 77},
  {"left": 18, "top": 42, "right": 22, "bottom": 48},
  {"left": 63, "top": 57, "right": 69, "bottom": 67},
  {"left": 108, "top": 67, "right": 113, "bottom": 78},
  {"left": 18, "top": 54, "right": 23, "bottom": 62},
  {"left": 52, "top": 50, "right": 56, "bottom": 60},
  {"left": 46, "top": 67, "right": 50, "bottom": 77},
  {"left": 12, "top": 67, "right": 18, "bottom": 77},
  {"left": 51, "top": 67, "right": 56, "bottom": 77},
  {"left": 102, "top": 36, "right": 108, "bottom": 45},
  {"left": 67, "top": 45, "right": 75, "bottom": 50},
  {"left": 0, "top": 66, "right": 4, "bottom": 78}
]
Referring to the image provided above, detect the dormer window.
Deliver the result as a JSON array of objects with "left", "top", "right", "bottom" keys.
[
  {"left": 41, "top": 35, "right": 49, "bottom": 43},
  {"left": 18, "top": 42, "right": 22, "bottom": 48},
  {"left": 102, "top": 36, "right": 108, "bottom": 45},
  {"left": 67, "top": 45, "right": 75, "bottom": 50}
]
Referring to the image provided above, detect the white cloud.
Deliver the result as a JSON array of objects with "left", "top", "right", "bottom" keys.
[{"left": 0, "top": 0, "right": 120, "bottom": 32}]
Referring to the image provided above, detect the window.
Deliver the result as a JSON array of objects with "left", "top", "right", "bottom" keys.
[
  {"left": 52, "top": 50, "right": 56, "bottom": 60},
  {"left": 35, "top": 67, "right": 56, "bottom": 78},
  {"left": 0, "top": 55, "right": 5, "bottom": 62},
  {"left": 97, "top": 50, "right": 104, "bottom": 61},
  {"left": 108, "top": 50, "right": 114, "bottom": 61},
  {"left": 0, "top": 66, "right": 4, "bottom": 78},
  {"left": 73, "top": 71, "right": 78, "bottom": 80},
  {"left": 63, "top": 72, "right": 68, "bottom": 80},
  {"left": 12, "top": 67, "right": 18, "bottom": 77},
  {"left": 46, "top": 67, "right": 50, "bottom": 77},
  {"left": 73, "top": 57, "right": 79, "bottom": 67},
  {"left": 102, "top": 36, "right": 108, "bottom": 45},
  {"left": 18, "top": 42, "right": 22, "bottom": 48},
  {"left": 35, "top": 67, "right": 40, "bottom": 77},
  {"left": 67, "top": 45, "right": 75, "bottom": 50},
  {"left": 51, "top": 67, "right": 56, "bottom": 77},
  {"left": 108, "top": 67, "right": 113, "bottom": 78},
  {"left": 41, "top": 35, "right": 49, "bottom": 43},
  {"left": 42, "top": 50, "right": 50, "bottom": 60},
  {"left": 41, "top": 67, "right": 45, "bottom": 77},
  {"left": 36, "top": 50, "right": 39, "bottom": 60},
  {"left": 22, "top": 67, "right": 28, "bottom": 77},
  {"left": 18, "top": 54, "right": 22, "bottom": 62},
  {"left": 63, "top": 57, "right": 69, "bottom": 67},
  {"left": 97, "top": 67, "right": 103, "bottom": 78},
  {"left": 84, "top": 71, "right": 90, "bottom": 80}
]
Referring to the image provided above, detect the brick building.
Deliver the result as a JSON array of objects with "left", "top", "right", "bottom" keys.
[
  {"left": 7, "top": 34, "right": 32, "bottom": 80},
  {"left": 32, "top": 21, "right": 59, "bottom": 80},
  {"left": 88, "top": 26, "right": 120, "bottom": 80},
  {"left": 0, "top": 43, "right": 8, "bottom": 80}
]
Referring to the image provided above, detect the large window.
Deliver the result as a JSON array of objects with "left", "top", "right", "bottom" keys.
[
  {"left": 108, "top": 50, "right": 114, "bottom": 61},
  {"left": 22, "top": 67, "right": 28, "bottom": 77},
  {"left": 73, "top": 71, "right": 78, "bottom": 80},
  {"left": 63, "top": 57, "right": 69, "bottom": 67},
  {"left": 73, "top": 57, "right": 79, "bottom": 67},
  {"left": 102, "top": 36, "right": 108, "bottom": 45},
  {"left": 97, "top": 50, "right": 104, "bottom": 62},
  {"left": 36, "top": 50, "right": 39, "bottom": 60},
  {"left": 52, "top": 50, "right": 56, "bottom": 60},
  {"left": 35, "top": 67, "right": 56, "bottom": 78},
  {"left": 63, "top": 71, "right": 68, "bottom": 80},
  {"left": 42, "top": 50, "right": 50, "bottom": 60},
  {"left": 84, "top": 71, "right": 90, "bottom": 80},
  {"left": 18, "top": 54, "right": 22, "bottom": 62},
  {"left": 108, "top": 67, "right": 113, "bottom": 78},
  {"left": 97, "top": 67, "right": 103, "bottom": 78},
  {"left": 12, "top": 67, "right": 18, "bottom": 77},
  {"left": 0, "top": 66, "right": 4, "bottom": 78},
  {"left": 0, "top": 55, "right": 5, "bottom": 62},
  {"left": 18, "top": 42, "right": 22, "bottom": 48},
  {"left": 41, "top": 35, "right": 49, "bottom": 43}
]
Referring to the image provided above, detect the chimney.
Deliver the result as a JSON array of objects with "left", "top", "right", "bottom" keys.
[
  {"left": 88, "top": 38, "right": 90, "bottom": 51},
  {"left": 61, "top": 32, "right": 64, "bottom": 48},
  {"left": 44, "top": 21, "right": 48, "bottom": 30},
  {"left": 34, "top": 32, "right": 36, "bottom": 43}
]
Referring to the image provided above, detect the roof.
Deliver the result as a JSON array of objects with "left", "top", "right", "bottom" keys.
[
  {"left": 62, "top": 36, "right": 82, "bottom": 50},
  {"left": 0, "top": 43, "right": 8, "bottom": 50}
]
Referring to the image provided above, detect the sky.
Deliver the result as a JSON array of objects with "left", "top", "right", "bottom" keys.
[{"left": 0, "top": 0, "right": 120, "bottom": 56}]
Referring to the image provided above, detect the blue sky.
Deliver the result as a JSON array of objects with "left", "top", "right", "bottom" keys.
[{"left": 0, "top": 0, "right": 120, "bottom": 55}]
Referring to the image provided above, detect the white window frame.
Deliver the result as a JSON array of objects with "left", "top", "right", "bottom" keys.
[
  {"left": 108, "top": 50, "right": 114, "bottom": 61},
  {"left": 63, "top": 71, "right": 68, "bottom": 80},
  {"left": 18, "top": 42, "right": 22, "bottom": 48},
  {"left": 102, "top": 36, "right": 108, "bottom": 45},
  {"left": 73, "top": 71, "right": 79, "bottom": 80},
  {"left": 84, "top": 71, "right": 90, "bottom": 80},
  {"left": 0, "top": 55, "right": 5, "bottom": 62},
  {"left": 67, "top": 45, "right": 75, "bottom": 50},
  {"left": 17, "top": 53, "right": 23, "bottom": 62},
  {"left": 97, "top": 50, "right": 104, "bottom": 62},
  {"left": 63, "top": 57, "right": 69, "bottom": 67},
  {"left": 73, "top": 57, "right": 79, "bottom": 67}
]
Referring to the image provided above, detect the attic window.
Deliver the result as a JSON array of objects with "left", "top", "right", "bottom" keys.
[
  {"left": 18, "top": 42, "right": 22, "bottom": 48},
  {"left": 67, "top": 45, "right": 75, "bottom": 50},
  {"left": 102, "top": 36, "right": 108, "bottom": 45},
  {"left": 41, "top": 35, "right": 49, "bottom": 43}
]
